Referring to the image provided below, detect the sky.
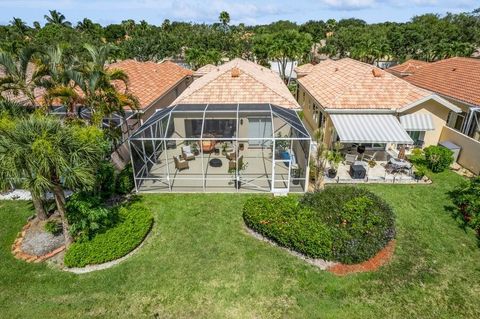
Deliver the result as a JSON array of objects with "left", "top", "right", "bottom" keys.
[{"left": 0, "top": 0, "right": 478, "bottom": 26}]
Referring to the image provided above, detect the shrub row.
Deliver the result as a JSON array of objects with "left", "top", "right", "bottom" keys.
[
  {"left": 243, "top": 187, "right": 396, "bottom": 264},
  {"left": 64, "top": 202, "right": 153, "bottom": 267},
  {"left": 243, "top": 196, "right": 333, "bottom": 259}
]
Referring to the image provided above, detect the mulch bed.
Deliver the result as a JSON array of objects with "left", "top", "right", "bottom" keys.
[{"left": 327, "top": 240, "right": 396, "bottom": 276}]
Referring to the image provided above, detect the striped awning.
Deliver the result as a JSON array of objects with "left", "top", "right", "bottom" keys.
[
  {"left": 400, "top": 114, "right": 435, "bottom": 131},
  {"left": 330, "top": 114, "right": 413, "bottom": 144}
]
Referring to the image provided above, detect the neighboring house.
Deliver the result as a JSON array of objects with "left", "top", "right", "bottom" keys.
[
  {"left": 193, "top": 64, "right": 217, "bottom": 79},
  {"left": 391, "top": 57, "right": 480, "bottom": 173},
  {"left": 110, "top": 59, "right": 193, "bottom": 122},
  {"left": 386, "top": 59, "right": 429, "bottom": 78},
  {"left": 295, "top": 58, "right": 460, "bottom": 155},
  {"left": 0, "top": 62, "right": 45, "bottom": 105},
  {"left": 396, "top": 57, "right": 480, "bottom": 142},
  {"left": 128, "top": 58, "right": 311, "bottom": 193},
  {"left": 106, "top": 59, "right": 193, "bottom": 167}
]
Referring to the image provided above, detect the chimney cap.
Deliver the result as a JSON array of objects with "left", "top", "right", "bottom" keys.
[
  {"left": 231, "top": 67, "right": 241, "bottom": 77},
  {"left": 372, "top": 69, "right": 383, "bottom": 77}
]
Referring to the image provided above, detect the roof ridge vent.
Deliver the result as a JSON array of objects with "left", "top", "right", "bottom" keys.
[
  {"left": 372, "top": 69, "right": 383, "bottom": 77},
  {"left": 231, "top": 67, "right": 241, "bottom": 77}
]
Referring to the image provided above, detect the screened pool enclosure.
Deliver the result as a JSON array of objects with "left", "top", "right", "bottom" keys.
[{"left": 128, "top": 104, "right": 311, "bottom": 193}]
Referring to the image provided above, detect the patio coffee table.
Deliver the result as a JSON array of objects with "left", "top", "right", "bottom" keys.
[
  {"left": 349, "top": 161, "right": 367, "bottom": 179},
  {"left": 209, "top": 158, "right": 222, "bottom": 168}
]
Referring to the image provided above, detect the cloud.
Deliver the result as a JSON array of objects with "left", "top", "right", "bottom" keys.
[{"left": 319, "top": 0, "right": 377, "bottom": 10}]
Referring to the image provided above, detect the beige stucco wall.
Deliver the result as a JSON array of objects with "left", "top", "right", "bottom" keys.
[
  {"left": 439, "top": 126, "right": 480, "bottom": 174},
  {"left": 297, "top": 85, "right": 320, "bottom": 134},
  {"left": 140, "top": 77, "right": 192, "bottom": 122},
  {"left": 401, "top": 99, "right": 451, "bottom": 147}
]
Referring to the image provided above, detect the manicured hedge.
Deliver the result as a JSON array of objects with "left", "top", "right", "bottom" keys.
[
  {"left": 64, "top": 203, "right": 153, "bottom": 267},
  {"left": 243, "top": 187, "right": 395, "bottom": 264},
  {"left": 243, "top": 196, "right": 333, "bottom": 259}
]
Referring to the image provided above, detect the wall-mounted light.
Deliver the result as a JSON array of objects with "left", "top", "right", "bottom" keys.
[{"left": 240, "top": 119, "right": 243, "bottom": 125}]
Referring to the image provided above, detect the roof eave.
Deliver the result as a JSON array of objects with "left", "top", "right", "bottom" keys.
[{"left": 398, "top": 94, "right": 462, "bottom": 113}]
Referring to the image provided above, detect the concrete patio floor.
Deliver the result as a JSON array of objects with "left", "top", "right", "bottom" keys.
[
  {"left": 324, "top": 161, "right": 424, "bottom": 184},
  {"left": 137, "top": 147, "right": 306, "bottom": 192}
]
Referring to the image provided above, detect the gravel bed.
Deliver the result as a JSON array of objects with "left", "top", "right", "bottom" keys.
[
  {"left": 21, "top": 224, "right": 65, "bottom": 256},
  {"left": 0, "top": 189, "right": 73, "bottom": 201}
]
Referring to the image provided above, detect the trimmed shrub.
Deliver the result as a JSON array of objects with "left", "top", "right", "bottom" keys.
[
  {"left": 424, "top": 145, "right": 454, "bottom": 173},
  {"left": 64, "top": 202, "right": 153, "bottom": 267},
  {"left": 243, "top": 196, "right": 333, "bottom": 259},
  {"left": 243, "top": 187, "right": 395, "bottom": 264},
  {"left": 450, "top": 176, "right": 480, "bottom": 237}
]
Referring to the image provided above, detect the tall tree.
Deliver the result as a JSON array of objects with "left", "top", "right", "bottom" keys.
[
  {"left": 37, "top": 44, "right": 82, "bottom": 116},
  {"left": 0, "top": 47, "right": 44, "bottom": 108},
  {"left": 254, "top": 30, "right": 312, "bottom": 84},
  {"left": 44, "top": 10, "right": 72, "bottom": 27},
  {"left": 219, "top": 11, "right": 231, "bottom": 27},
  {"left": 0, "top": 114, "right": 108, "bottom": 245}
]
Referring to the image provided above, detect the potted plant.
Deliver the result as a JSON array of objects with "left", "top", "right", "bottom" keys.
[
  {"left": 229, "top": 161, "right": 248, "bottom": 189},
  {"left": 221, "top": 142, "right": 228, "bottom": 155},
  {"left": 292, "top": 167, "right": 303, "bottom": 185},
  {"left": 368, "top": 159, "right": 376, "bottom": 168},
  {"left": 327, "top": 142, "right": 342, "bottom": 178},
  {"left": 413, "top": 165, "right": 427, "bottom": 180},
  {"left": 191, "top": 142, "right": 199, "bottom": 156}
]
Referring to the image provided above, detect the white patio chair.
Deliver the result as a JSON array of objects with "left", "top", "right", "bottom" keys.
[
  {"left": 344, "top": 154, "right": 358, "bottom": 165},
  {"left": 363, "top": 151, "right": 377, "bottom": 162},
  {"left": 181, "top": 146, "right": 195, "bottom": 161}
]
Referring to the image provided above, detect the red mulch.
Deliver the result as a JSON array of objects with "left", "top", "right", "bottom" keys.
[{"left": 327, "top": 240, "right": 396, "bottom": 276}]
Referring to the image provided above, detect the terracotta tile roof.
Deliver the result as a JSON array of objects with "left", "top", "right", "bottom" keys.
[
  {"left": 0, "top": 63, "right": 45, "bottom": 105},
  {"left": 193, "top": 64, "right": 217, "bottom": 77},
  {"left": 297, "top": 58, "right": 432, "bottom": 110},
  {"left": 173, "top": 58, "right": 300, "bottom": 109},
  {"left": 294, "top": 63, "right": 315, "bottom": 77},
  {"left": 403, "top": 57, "right": 480, "bottom": 107},
  {"left": 386, "top": 59, "right": 430, "bottom": 77},
  {"left": 108, "top": 60, "right": 193, "bottom": 109}
]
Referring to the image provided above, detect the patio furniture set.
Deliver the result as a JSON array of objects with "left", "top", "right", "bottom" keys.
[
  {"left": 340, "top": 145, "right": 412, "bottom": 179},
  {"left": 173, "top": 143, "right": 242, "bottom": 171}
]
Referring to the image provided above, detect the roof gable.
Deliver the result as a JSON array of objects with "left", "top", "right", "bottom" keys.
[
  {"left": 174, "top": 58, "right": 300, "bottom": 109},
  {"left": 386, "top": 59, "right": 429, "bottom": 76}
]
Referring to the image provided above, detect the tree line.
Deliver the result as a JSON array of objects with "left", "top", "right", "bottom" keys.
[{"left": 1, "top": 9, "right": 479, "bottom": 71}]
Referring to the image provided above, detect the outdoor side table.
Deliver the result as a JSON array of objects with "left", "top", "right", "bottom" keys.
[{"left": 349, "top": 161, "right": 366, "bottom": 179}]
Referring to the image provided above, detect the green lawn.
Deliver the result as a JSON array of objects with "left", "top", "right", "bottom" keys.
[{"left": 1, "top": 171, "right": 480, "bottom": 318}]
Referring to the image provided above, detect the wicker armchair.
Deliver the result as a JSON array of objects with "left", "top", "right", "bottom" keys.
[{"left": 174, "top": 156, "right": 189, "bottom": 171}]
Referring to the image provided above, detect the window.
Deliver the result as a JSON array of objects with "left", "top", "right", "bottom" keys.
[{"left": 407, "top": 131, "right": 425, "bottom": 146}]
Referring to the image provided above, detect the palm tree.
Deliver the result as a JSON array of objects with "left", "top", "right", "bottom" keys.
[
  {"left": 219, "top": 11, "right": 231, "bottom": 27},
  {"left": 44, "top": 10, "right": 72, "bottom": 27},
  {"left": 70, "top": 44, "right": 139, "bottom": 132},
  {"left": 0, "top": 114, "right": 49, "bottom": 220},
  {"left": 0, "top": 115, "right": 107, "bottom": 245},
  {"left": 10, "top": 17, "right": 29, "bottom": 36},
  {"left": 0, "top": 47, "right": 44, "bottom": 109},
  {"left": 37, "top": 45, "right": 82, "bottom": 116}
]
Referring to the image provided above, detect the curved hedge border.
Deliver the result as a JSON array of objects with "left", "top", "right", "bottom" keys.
[
  {"left": 243, "top": 187, "right": 395, "bottom": 264},
  {"left": 64, "top": 203, "right": 153, "bottom": 268}
]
